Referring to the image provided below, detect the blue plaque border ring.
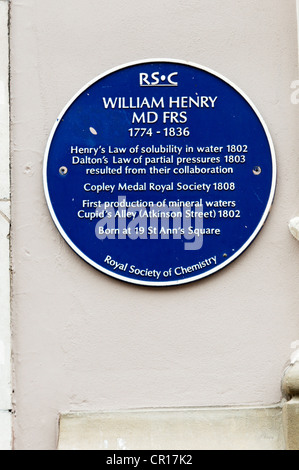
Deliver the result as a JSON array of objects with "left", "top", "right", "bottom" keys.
[{"left": 43, "top": 59, "right": 276, "bottom": 287}]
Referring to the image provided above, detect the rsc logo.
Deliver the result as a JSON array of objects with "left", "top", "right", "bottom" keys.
[{"left": 139, "top": 71, "right": 179, "bottom": 87}]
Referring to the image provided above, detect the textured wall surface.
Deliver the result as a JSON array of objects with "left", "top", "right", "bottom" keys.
[{"left": 10, "top": 0, "right": 299, "bottom": 450}]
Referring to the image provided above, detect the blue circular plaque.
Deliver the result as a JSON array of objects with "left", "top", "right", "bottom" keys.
[{"left": 44, "top": 60, "right": 276, "bottom": 286}]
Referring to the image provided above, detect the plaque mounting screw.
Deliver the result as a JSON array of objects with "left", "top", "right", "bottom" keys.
[
  {"left": 253, "top": 166, "right": 262, "bottom": 176},
  {"left": 59, "top": 166, "right": 68, "bottom": 176}
]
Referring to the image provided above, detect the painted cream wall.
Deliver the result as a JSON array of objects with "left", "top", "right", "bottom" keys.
[{"left": 10, "top": 0, "right": 299, "bottom": 450}]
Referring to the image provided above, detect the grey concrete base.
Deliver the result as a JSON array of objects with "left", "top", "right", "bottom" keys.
[{"left": 58, "top": 406, "right": 285, "bottom": 451}]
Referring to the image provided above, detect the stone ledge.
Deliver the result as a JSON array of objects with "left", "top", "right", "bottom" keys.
[
  {"left": 58, "top": 407, "right": 285, "bottom": 451},
  {"left": 282, "top": 363, "right": 299, "bottom": 450}
]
